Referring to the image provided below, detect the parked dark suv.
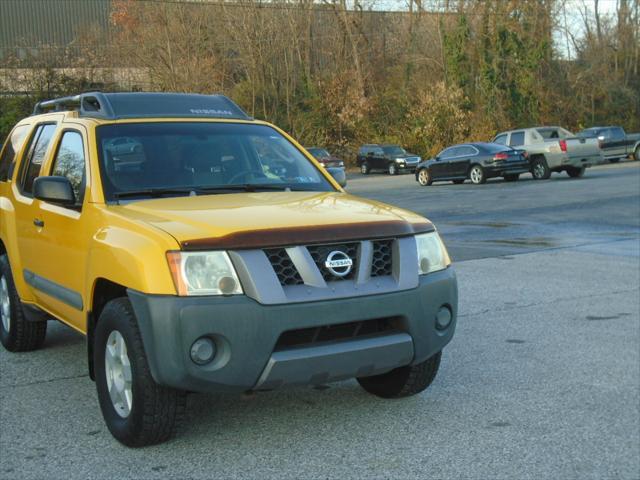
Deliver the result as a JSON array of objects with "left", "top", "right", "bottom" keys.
[{"left": 357, "top": 144, "right": 421, "bottom": 175}]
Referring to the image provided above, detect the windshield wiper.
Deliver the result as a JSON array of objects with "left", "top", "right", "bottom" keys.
[
  {"left": 195, "top": 184, "right": 295, "bottom": 192},
  {"left": 113, "top": 187, "right": 199, "bottom": 200}
]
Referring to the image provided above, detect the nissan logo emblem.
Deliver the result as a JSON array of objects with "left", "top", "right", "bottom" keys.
[{"left": 325, "top": 250, "right": 353, "bottom": 277}]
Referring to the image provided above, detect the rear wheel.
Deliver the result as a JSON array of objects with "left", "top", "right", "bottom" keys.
[
  {"left": 0, "top": 254, "right": 47, "bottom": 352},
  {"left": 417, "top": 169, "right": 432, "bottom": 186},
  {"left": 504, "top": 174, "right": 519, "bottom": 182},
  {"left": 358, "top": 351, "right": 442, "bottom": 398},
  {"left": 531, "top": 157, "right": 551, "bottom": 180},
  {"left": 388, "top": 163, "right": 398, "bottom": 175},
  {"left": 94, "top": 298, "right": 185, "bottom": 447},
  {"left": 567, "top": 166, "right": 585, "bottom": 178},
  {"left": 634, "top": 147, "right": 639, "bottom": 161},
  {"left": 360, "top": 162, "right": 370, "bottom": 175},
  {"left": 469, "top": 165, "right": 486, "bottom": 184}
]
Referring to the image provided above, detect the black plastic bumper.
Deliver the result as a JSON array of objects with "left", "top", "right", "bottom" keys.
[
  {"left": 484, "top": 161, "right": 531, "bottom": 178},
  {"left": 127, "top": 268, "right": 458, "bottom": 393}
]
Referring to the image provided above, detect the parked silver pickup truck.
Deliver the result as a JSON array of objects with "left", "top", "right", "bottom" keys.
[
  {"left": 493, "top": 127, "right": 603, "bottom": 179},
  {"left": 577, "top": 126, "right": 640, "bottom": 163}
]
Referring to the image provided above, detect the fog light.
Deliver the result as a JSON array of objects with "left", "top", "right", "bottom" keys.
[
  {"left": 435, "top": 306, "right": 452, "bottom": 330},
  {"left": 190, "top": 337, "right": 216, "bottom": 365}
]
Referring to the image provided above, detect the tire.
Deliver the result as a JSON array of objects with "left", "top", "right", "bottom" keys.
[
  {"left": 357, "top": 351, "right": 442, "bottom": 399},
  {"left": 610, "top": 158, "right": 620, "bottom": 163},
  {"left": 0, "top": 255, "right": 47, "bottom": 352},
  {"left": 503, "top": 174, "right": 519, "bottom": 182},
  {"left": 417, "top": 168, "right": 432, "bottom": 186},
  {"left": 388, "top": 163, "right": 398, "bottom": 175},
  {"left": 94, "top": 297, "right": 186, "bottom": 447},
  {"left": 360, "top": 162, "right": 370, "bottom": 175},
  {"left": 452, "top": 179, "right": 465, "bottom": 184},
  {"left": 469, "top": 165, "right": 486, "bottom": 184},
  {"left": 634, "top": 148, "right": 639, "bottom": 161},
  {"left": 531, "top": 157, "right": 551, "bottom": 180},
  {"left": 566, "top": 166, "right": 585, "bottom": 178}
]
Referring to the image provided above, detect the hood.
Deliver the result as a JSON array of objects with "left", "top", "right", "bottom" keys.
[{"left": 111, "top": 191, "right": 432, "bottom": 249}]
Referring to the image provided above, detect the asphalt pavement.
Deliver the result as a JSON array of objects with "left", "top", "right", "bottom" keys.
[{"left": 1, "top": 162, "right": 639, "bottom": 479}]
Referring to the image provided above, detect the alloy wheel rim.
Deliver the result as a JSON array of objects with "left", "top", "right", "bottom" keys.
[
  {"left": 534, "top": 163, "right": 545, "bottom": 178},
  {"left": 471, "top": 167, "right": 482, "bottom": 183},
  {"left": 635, "top": 149, "right": 639, "bottom": 161},
  {"left": 0, "top": 276, "right": 10, "bottom": 332},
  {"left": 361, "top": 164, "right": 367, "bottom": 173},
  {"left": 105, "top": 330, "right": 133, "bottom": 418},
  {"left": 389, "top": 165, "right": 396, "bottom": 175},
  {"left": 419, "top": 170, "right": 429, "bottom": 185}
]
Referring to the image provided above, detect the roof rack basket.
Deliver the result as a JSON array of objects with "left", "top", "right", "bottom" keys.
[{"left": 32, "top": 92, "right": 251, "bottom": 121}]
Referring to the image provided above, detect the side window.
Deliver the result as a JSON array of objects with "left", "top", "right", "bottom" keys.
[
  {"left": 458, "top": 146, "right": 477, "bottom": 157},
  {"left": 440, "top": 147, "right": 459, "bottom": 159},
  {"left": 611, "top": 128, "right": 624, "bottom": 140},
  {"left": 20, "top": 124, "right": 57, "bottom": 196},
  {"left": 51, "top": 131, "right": 86, "bottom": 206},
  {"left": 0, "top": 124, "right": 30, "bottom": 182},
  {"left": 494, "top": 134, "right": 507, "bottom": 145},
  {"left": 374, "top": 147, "right": 384, "bottom": 156},
  {"left": 509, "top": 131, "right": 525, "bottom": 147}
]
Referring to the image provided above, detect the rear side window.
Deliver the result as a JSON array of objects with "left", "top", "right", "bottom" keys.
[
  {"left": 509, "top": 132, "right": 525, "bottom": 147},
  {"left": 20, "top": 124, "right": 57, "bottom": 196},
  {"left": 51, "top": 131, "right": 86, "bottom": 206},
  {"left": 610, "top": 127, "right": 625, "bottom": 139},
  {"left": 494, "top": 134, "right": 507, "bottom": 145},
  {"left": 458, "top": 146, "right": 477, "bottom": 157},
  {"left": 0, "top": 125, "right": 30, "bottom": 182}
]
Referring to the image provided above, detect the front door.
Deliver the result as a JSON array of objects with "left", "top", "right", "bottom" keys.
[
  {"left": 450, "top": 146, "right": 476, "bottom": 177},
  {"left": 28, "top": 128, "right": 91, "bottom": 331}
]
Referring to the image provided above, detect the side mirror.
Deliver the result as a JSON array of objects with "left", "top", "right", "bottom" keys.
[
  {"left": 33, "top": 176, "right": 76, "bottom": 206},
  {"left": 434, "top": 156, "right": 440, "bottom": 162},
  {"left": 326, "top": 167, "right": 347, "bottom": 188}
]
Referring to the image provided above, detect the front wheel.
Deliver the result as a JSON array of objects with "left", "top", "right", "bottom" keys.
[
  {"left": 0, "top": 254, "right": 47, "bottom": 352},
  {"left": 634, "top": 148, "right": 639, "bottom": 161},
  {"left": 503, "top": 174, "right": 519, "bottom": 182},
  {"left": 469, "top": 165, "right": 486, "bottom": 184},
  {"left": 531, "top": 157, "right": 551, "bottom": 180},
  {"left": 417, "top": 169, "right": 432, "bottom": 186},
  {"left": 360, "top": 162, "right": 370, "bottom": 175},
  {"left": 94, "top": 298, "right": 185, "bottom": 447},
  {"left": 566, "top": 166, "right": 585, "bottom": 178},
  {"left": 388, "top": 163, "right": 398, "bottom": 175},
  {"left": 357, "top": 351, "right": 442, "bottom": 398}
]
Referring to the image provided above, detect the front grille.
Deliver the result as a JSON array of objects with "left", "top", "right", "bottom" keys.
[
  {"left": 265, "top": 248, "right": 304, "bottom": 286},
  {"left": 275, "top": 317, "right": 398, "bottom": 350},
  {"left": 307, "top": 242, "right": 359, "bottom": 282},
  {"left": 371, "top": 240, "right": 393, "bottom": 277}
]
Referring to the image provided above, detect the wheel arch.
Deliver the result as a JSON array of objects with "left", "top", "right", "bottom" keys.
[{"left": 87, "top": 278, "right": 128, "bottom": 381}]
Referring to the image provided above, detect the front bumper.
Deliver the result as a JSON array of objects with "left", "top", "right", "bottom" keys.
[{"left": 127, "top": 268, "right": 458, "bottom": 393}]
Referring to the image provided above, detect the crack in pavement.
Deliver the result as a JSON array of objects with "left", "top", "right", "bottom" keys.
[{"left": 0, "top": 373, "right": 89, "bottom": 390}]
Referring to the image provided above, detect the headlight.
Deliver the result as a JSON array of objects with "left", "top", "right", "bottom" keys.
[
  {"left": 166, "top": 251, "right": 243, "bottom": 296},
  {"left": 395, "top": 158, "right": 405, "bottom": 163},
  {"left": 415, "top": 232, "right": 451, "bottom": 275}
]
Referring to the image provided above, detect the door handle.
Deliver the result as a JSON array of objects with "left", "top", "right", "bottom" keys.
[{"left": 33, "top": 218, "right": 45, "bottom": 228}]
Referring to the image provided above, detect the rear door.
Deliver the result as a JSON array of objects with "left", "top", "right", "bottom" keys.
[
  {"left": 607, "top": 127, "right": 627, "bottom": 157},
  {"left": 372, "top": 146, "right": 386, "bottom": 169}
]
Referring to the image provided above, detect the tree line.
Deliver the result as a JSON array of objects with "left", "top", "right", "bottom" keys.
[{"left": 1, "top": 0, "right": 638, "bottom": 162}]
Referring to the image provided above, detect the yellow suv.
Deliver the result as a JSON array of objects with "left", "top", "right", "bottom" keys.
[{"left": 0, "top": 93, "right": 457, "bottom": 447}]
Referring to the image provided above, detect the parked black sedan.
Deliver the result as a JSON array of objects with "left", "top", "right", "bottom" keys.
[{"left": 415, "top": 142, "right": 530, "bottom": 186}]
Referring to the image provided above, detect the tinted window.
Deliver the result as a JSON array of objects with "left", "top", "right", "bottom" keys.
[
  {"left": 96, "top": 122, "right": 333, "bottom": 201},
  {"left": 439, "top": 147, "right": 459, "bottom": 159},
  {"left": 382, "top": 146, "right": 406, "bottom": 156},
  {"left": 20, "top": 124, "right": 57, "bottom": 196},
  {"left": 610, "top": 127, "right": 625, "bottom": 139},
  {"left": 536, "top": 128, "right": 560, "bottom": 139},
  {"left": 457, "top": 146, "right": 477, "bottom": 157},
  {"left": 0, "top": 124, "right": 30, "bottom": 181},
  {"left": 51, "top": 131, "right": 86, "bottom": 206},
  {"left": 484, "top": 143, "right": 510, "bottom": 153},
  {"left": 494, "top": 134, "right": 508, "bottom": 145},
  {"left": 308, "top": 148, "right": 329, "bottom": 159},
  {"left": 509, "top": 132, "right": 525, "bottom": 146}
]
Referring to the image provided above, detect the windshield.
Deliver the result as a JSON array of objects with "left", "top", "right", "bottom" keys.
[
  {"left": 382, "top": 146, "right": 406, "bottom": 156},
  {"left": 308, "top": 148, "right": 330, "bottom": 159},
  {"left": 96, "top": 122, "right": 333, "bottom": 200}
]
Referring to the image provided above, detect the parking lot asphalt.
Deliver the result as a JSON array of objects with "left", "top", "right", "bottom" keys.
[{"left": 1, "top": 162, "right": 639, "bottom": 479}]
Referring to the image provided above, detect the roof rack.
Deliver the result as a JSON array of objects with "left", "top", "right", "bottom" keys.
[{"left": 32, "top": 92, "right": 252, "bottom": 121}]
